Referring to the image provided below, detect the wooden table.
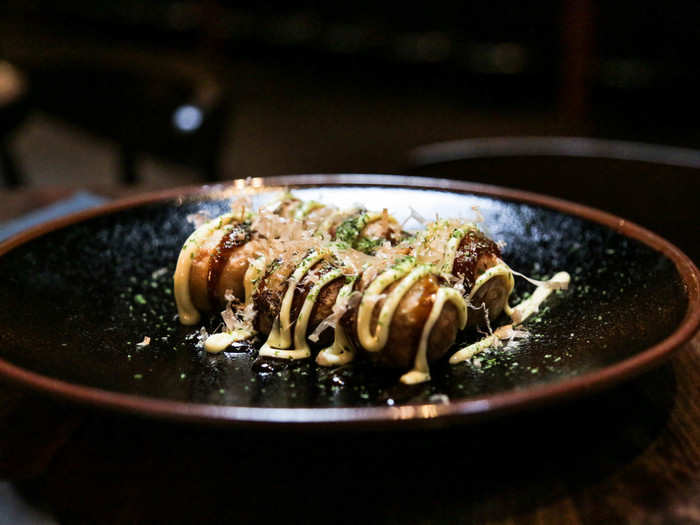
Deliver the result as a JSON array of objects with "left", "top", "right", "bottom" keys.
[{"left": 0, "top": 187, "right": 698, "bottom": 524}]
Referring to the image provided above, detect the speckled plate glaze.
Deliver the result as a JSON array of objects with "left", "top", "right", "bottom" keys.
[{"left": 0, "top": 175, "right": 698, "bottom": 427}]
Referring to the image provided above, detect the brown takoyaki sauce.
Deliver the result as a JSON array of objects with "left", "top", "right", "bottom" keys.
[
  {"left": 206, "top": 222, "right": 250, "bottom": 306},
  {"left": 452, "top": 230, "right": 500, "bottom": 288}
]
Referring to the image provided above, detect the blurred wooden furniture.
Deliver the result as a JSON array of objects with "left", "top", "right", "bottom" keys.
[
  {"left": 408, "top": 136, "right": 700, "bottom": 263},
  {"left": 2, "top": 41, "right": 232, "bottom": 186},
  {"left": 0, "top": 61, "right": 29, "bottom": 188},
  {"left": 28, "top": 58, "right": 231, "bottom": 185}
]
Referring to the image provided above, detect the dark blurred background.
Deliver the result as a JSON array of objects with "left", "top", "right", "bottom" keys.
[{"left": 0, "top": 1, "right": 698, "bottom": 255}]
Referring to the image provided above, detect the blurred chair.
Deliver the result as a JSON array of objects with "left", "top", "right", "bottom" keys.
[
  {"left": 27, "top": 54, "right": 231, "bottom": 184},
  {"left": 0, "top": 61, "right": 29, "bottom": 188},
  {"left": 407, "top": 137, "right": 700, "bottom": 262}
]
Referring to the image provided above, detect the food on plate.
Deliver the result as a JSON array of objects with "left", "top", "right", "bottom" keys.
[{"left": 174, "top": 192, "right": 569, "bottom": 384}]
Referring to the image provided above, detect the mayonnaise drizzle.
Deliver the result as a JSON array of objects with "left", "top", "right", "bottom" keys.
[
  {"left": 509, "top": 271, "right": 570, "bottom": 324},
  {"left": 201, "top": 255, "right": 264, "bottom": 353},
  {"left": 449, "top": 271, "right": 571, "bottom": 364},
  {"left": 440, "top": 228, "right": 466, "bottom": 273},
  {"left": 258, "top": 248, "right": 331, "bottom": 357},
  {"left": 263, "top": 191, "right": 296, "bottom": 214},
  {"left": 174, "top": 212, "right": 237, "bottom": 325},
  {"left": 286, "top": 200, "right": 303, "bottom": 218},
  {"left": 316, "top": 279, "right": 357, "bottom": 366},
  {"left": 243, "top": 255, "right": 266, "bottom": 305},
  {"left": 467, "top": 262, "right": 515, "bottom": 308},
  {"left": 448, "top": 325, "right": 519, "bottom": 364},
  {"left": 259, "top": 268, "right": 343, "bottom": 360},
  {"left": 204, "top": 329, "right": 253, "bottom": 353},
  {"left": 401, "top": 287, "right": 467, "bottom": 384},
  {"left": 357, "top": 258, "right": 434, "bottom": 353},
  {"left": 294, "top": 200, "right": 324, "bottom": 220},
  {"left": 292, "top": 269, "right": 344, "bottom": 355}
]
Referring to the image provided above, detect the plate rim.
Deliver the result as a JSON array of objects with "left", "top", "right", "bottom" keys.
[{"left": 1, "top": 174, "right": 698, "bottom": 428}]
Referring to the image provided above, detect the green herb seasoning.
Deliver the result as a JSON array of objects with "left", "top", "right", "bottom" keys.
[
  {"left": 392, "top": 255, "right": 416, "bottom": 269},
  {"left": 266, "top": 258, "right": 281, "bottom": 274},
  {"left": 354, "top": 236, "right": 384, "bottom": 254},
  {"left": 335, "top": 212, "right": 367, "bottom": 244},
  {"left": 335, "top": 211, "right": 388, "bottom": 253}
]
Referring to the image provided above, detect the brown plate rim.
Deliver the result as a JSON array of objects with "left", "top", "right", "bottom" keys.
[{"left": 0, "top": 174, "right": 698, "bottom": 428}]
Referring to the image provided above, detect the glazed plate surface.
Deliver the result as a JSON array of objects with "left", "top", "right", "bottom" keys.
[{"left": 0, "top": 175, "right": 697, "bottom": 426}]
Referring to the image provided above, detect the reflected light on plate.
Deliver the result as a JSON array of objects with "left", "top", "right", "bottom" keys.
[
  {"left": 390, "top": 404, "right": 439, "bottom": 420},
  {"left": 389, "top": 399, "right": 492, "bottom": 419},
  {"left": 206, "top": 178, "right": 271, "bottom": 200},
  {"left": 173, "top": 104, "right": 203, "bottom": 132},
  {"left": 233, "top": 177, "right": 264, "bottom": 190}
]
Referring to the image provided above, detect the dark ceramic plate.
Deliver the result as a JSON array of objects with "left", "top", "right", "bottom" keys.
[{"left": 0, "top": 175, "right": 698, "bottom": 427}]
